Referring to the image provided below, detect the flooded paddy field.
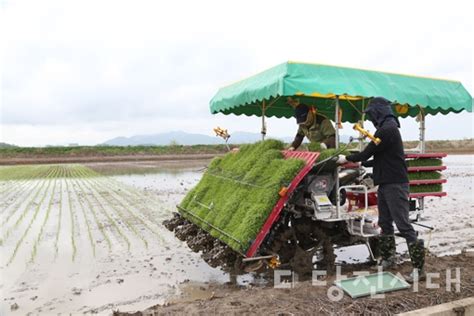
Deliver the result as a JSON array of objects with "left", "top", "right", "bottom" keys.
[
  {"left": 0, "top": 155, "right": 473, "bottom": 314},
  {"left": 0, "top": 162, "right": 227, "bottom": 314}
]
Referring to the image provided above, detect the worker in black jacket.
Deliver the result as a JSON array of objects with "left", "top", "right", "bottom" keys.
[{"left": 337, "top": 97, "right": 425, "bottom": 282}]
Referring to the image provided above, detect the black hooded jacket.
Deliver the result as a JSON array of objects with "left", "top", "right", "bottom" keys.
[{"left": 346, "top": 99, "right": 408, "bottom": 185}]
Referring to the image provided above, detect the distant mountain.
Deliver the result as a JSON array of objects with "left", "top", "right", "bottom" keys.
[
  {"left": 0, "top": 142, "right": 17, "bottom": 148},
  {"left": 102, "top": 131, "right": 285, "bottom": 146},
  {"left": 103, "top": 131, "right": 219, "bottom": 146},
  {"left": 102, "top": 131, "right": 351, "bottom": 146}
]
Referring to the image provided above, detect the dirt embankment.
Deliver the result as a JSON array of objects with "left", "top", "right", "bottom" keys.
[
  {"left": 0, "top": 154, "right": 219, "bottom": 165},
  {"left": 404, "top": 139, "right": 474, "bottom": 154},
  {"left": 115, "top": 253, "right": 474, "bottom": 316}
]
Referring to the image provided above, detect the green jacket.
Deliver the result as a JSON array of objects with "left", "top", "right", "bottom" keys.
[
  {"left": 291, "top": 115, "right": 336, "bottom": 149},
  {"left": 297, "top": 116, "right": 335, "bottom": 143}
]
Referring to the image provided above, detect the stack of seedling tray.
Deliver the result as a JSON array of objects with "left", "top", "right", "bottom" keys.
[{"left": 405, "top": 153, "right": 447, "bottom": 198}]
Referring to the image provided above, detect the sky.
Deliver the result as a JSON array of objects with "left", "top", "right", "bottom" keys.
[{"left": 0, "top": 0, "right": 472, "bottom": 147}]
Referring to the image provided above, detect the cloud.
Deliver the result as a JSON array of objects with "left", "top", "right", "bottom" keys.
[{"left": 0, "top": 0, "right": 472, "bottom": 146}]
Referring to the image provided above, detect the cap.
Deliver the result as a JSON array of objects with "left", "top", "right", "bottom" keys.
[{"left": 295, "top": 104, "right": 309, "bottom": 124}]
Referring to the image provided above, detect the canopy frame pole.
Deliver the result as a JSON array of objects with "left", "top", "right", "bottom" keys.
[
  {"left": 335, "top": 96, "right": 341, "bottom": 218},
  {"left": 418, "top": 106, "right": 425, "bottom": 154},
  {"left": 359, "top": 98, "right": 366, "bottom": 151},
  {"left": 261, "top": 100, "right": 266, "bottom": 141},
  {"left": 417, "top": 105, "right": 426, "bottom": 218}
]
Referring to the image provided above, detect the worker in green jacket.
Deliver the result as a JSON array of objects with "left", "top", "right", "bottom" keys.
[{"left": 287, "top": 97, "right": 336, "bottom": 150}]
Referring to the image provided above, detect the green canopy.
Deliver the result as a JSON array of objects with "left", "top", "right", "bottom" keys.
[{"left": 210, "top": 61, "right": 472, "bottom": 123}]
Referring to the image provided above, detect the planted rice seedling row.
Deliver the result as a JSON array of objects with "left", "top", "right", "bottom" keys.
[
  {"left": 1, "top": 164, "right": 171, "bottom": 265},
  {"left": 76, "top": 176, "right": 132, "bottom": 251},
  {"left": 0, "top": 166, "right": 57, "bottom": 218},
  {"left": 70, "top": 177, "right": 113, "bottom": 252},
  {"left": 7, "top": 167, "right": 60, "bottom": 265},
  {"left": 80, "top": 176, "right": 149, "bottom": 249},
  {"left": 29, "top": 172, "right": 59, "bottom": 263},
  {"left": 75, "top": 165, "right": 170, "bottom": 225},
  {"left": 78, "top": 172, "right": 165, "bottom": 245},
  {"left": 53, "top": 169, "right": 64, "bottom": 258},
  {"left": 74, "top": 172, "right": 134, "bottom": 251},
  {"left": 67, "top": 171, "right": 97, "bottom": 257},
  {"left": 0, "top": 171, "right": 44, "bottom": 202},
  {"left": 1, "top": 167, "right": 59, "bottom": 242},
  {"left": 64, "top": 167, "right": 78, "bottom": 261},
  {"left": 73, "top": 165, "right": 163, "bottom": 219}
]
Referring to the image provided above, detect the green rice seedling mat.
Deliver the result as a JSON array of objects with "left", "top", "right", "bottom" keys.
[
  {"left": 178, "top": 140, "right": 305, "bottom": 253},
  {"left": 410, "top": 184, "right": 443, "bottom": 193},
  {"left": 334, "top": 272, "right": 410, "bottom": 298},
  {"left": 408, "top": 171, "right": 442, "bottom": 181},
  {"left": 406, "top": 158, "right": 443, "bottom": 167}
]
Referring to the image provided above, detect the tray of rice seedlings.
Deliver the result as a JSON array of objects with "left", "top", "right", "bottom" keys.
[
  {"left": 408, "top": 171, "right": 442, "bottom": 181},
  {"left": 177, "top": 140, "right": 307, "bottom": 254},
  {"left": 406, "top": 158, "right": 443, "bottom": 167},
  {"left": 406, "top": 157, "right": 446, "bottom": 194},
  {"left": 409, "top": 184, "right": 443, "bottom": 193}
]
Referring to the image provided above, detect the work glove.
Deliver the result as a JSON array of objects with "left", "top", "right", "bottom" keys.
[
  {"left": 287, "top": 146, "right": 295, "bottom": 151},
  {"left": 336, "top": 155, "right": 348, "bottom": 165},
  {"left": 320, "top": 142, "right": 327, "bottom": 150}
]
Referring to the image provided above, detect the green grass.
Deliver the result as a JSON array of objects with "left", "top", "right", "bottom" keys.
[
  {"left": 407, "top": 158, "right": 443, "bottom": 167},
  {"left": 179, "top": 140, "right": 305, "bottom": 253}
]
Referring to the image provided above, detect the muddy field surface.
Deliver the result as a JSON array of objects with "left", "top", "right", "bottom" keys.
[
  {"left": 1, "top": 155, "right": 473, "bottom": 315},
  {"left": 117, "top": 253, "right": 474, "bottom": 315}
]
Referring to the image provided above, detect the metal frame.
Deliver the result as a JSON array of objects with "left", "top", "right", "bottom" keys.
[
  {"left": 338, "top": 184, "right": 378, "bottom": 261},
  {"left": 261, "top": 99, "right": 266, "bottom": 140},
  {"left": 334, "top": 96, "right": 341, "bottom": 218},
  {"left": 416, "top": 106, "right": 426, "bottom": 218}
]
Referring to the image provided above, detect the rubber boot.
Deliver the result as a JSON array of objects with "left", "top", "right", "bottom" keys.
[
  {"left": 377, "top": 235, "right": 396, "bottom": 269},
  {"left": 406, "top": 239, "right": 426, "bottom": 283}
]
